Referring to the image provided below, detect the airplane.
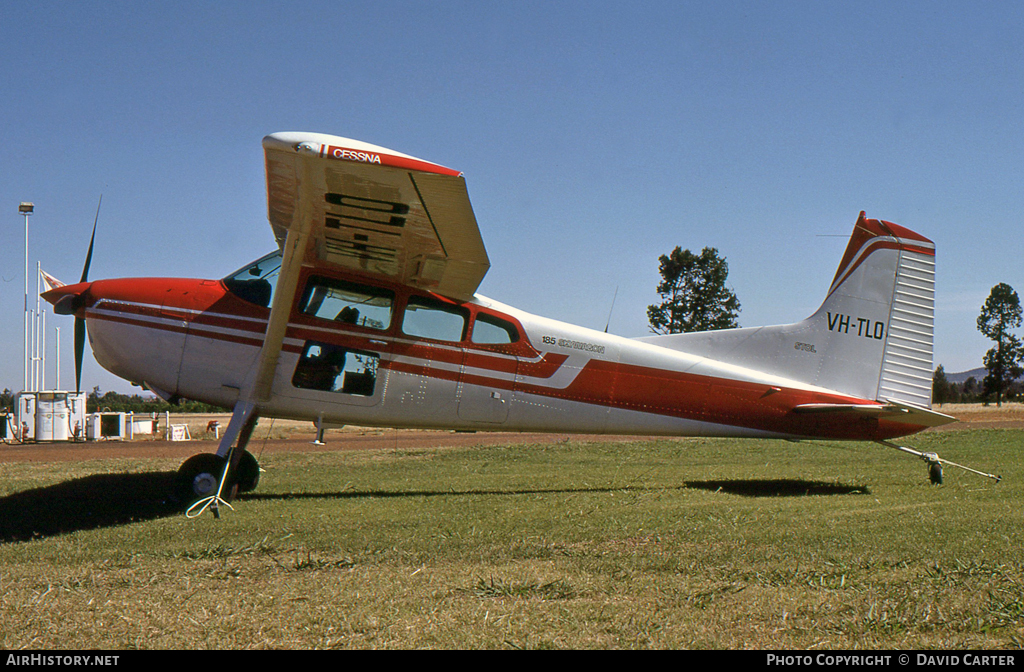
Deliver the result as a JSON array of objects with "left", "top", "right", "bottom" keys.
[{"left": 42, "top": 131, "right": 999, "bottom": 517}]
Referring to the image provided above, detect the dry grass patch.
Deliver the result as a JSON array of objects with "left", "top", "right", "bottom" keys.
[{"left": 1, "top": 430, "right": 1021, "bottom": 648}]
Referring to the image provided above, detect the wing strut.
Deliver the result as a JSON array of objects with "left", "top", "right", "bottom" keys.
[
  {"left": 252, "top": 150, "right": 318, "bottom": 401},
  {"left": 251, "top": 225, "right": 310, "bottom": 401},
  {"left": 183, "top": 173, "right": 312, "bottom": 518}
]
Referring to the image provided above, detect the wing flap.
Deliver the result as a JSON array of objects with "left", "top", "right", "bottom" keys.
[{"left": 409, "top": 171, "right": 490, "bottom": 294}]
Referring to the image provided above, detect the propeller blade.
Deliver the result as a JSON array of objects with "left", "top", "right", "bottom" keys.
[
  {"left": 80, "top": 196, "right": 101, "bottom": 284},
  {"left": 76, "top": 195, "right": 101, "bottom": 393}
]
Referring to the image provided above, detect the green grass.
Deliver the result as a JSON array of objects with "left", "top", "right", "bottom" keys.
[{"left": 1, "top": 430, "right": 1022, "bottom": 649}]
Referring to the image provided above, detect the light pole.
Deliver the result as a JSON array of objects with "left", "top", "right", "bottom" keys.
[
  {"left": 19, "top": 202, "right": 33, "bottom": 392},
  {"left": 55, "top": 326, "right": 61, "bottom": 391},
  {"left": 35, "top": 261, "right": 44, "bottom": 392}
]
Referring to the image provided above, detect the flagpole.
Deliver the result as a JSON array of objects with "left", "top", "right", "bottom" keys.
[
  {"left": 36, "top": 261, "right": 43, "bottom": 392},
  {"left": 20, "top": 203, "right": 32, "bottom": 392}
]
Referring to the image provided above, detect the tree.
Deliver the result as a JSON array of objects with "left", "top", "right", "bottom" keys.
[
  {"left": 977, "top": 282, "right": 1024, "bottom": 407},
  {"left": 647, "top": 246, "right": 740, "bottom": 334},
  {"left": 982, "top": 336, "right": 1023, "bottom": 405},
  {"left": 85, "top": 386, "right": 225, "bottom": 414},
  {"left": 932, "top": 365, "right": 952, "bottom": 406},
  {"left": 962, "top": 376, "right": 980, "bottom": 402}
]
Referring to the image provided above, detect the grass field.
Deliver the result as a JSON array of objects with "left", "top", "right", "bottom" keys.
[{"left": 1, "top": 428, "right": 1021, "bottom": 649}]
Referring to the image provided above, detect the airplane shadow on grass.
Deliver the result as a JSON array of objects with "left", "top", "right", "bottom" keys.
[
  {"left": 684, "top": 479, "right": 870, "bottom": 497},
  {"left": 0, "top": 473, "right": 868, "bottom": 544},
  {"left": 0, "top": 471, "right": 183, "bottom": 544},
  {"left": 244, "top": 478, "right": 869, "bottom": 504}
]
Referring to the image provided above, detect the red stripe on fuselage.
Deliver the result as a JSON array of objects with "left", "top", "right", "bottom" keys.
[
  {"left": 379, "top": 352, "right": 920, "bottom": 440},
  {"left": 83, "top": 276, "right": 926, "bottom": 440}
]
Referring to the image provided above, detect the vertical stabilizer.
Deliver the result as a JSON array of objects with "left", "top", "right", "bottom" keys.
[
  {"left": 814, "top": 212, "right": 936, "bottom": 406},
  {"left": 636, "top": 213, "right": 936, "bottom": 406}
]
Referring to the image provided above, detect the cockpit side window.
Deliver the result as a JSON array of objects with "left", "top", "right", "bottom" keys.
[
  {"left": 222, "top": 251, "right": 282, "bottom": 308},
  {"left": 299, "top": 276, "right": 394, "bottom": 331}
]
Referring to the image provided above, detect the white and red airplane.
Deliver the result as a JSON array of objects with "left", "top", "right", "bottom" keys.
[{"left": 43, "top": 131, "right": 998, "bottom": 516}]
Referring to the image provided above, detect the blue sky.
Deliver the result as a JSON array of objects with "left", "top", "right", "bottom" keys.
[{"left": 2, "top": 1, "right": 1022, "bottom": 394}]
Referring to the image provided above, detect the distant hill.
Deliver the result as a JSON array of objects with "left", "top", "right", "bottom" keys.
[
  {"left": 945, "top": 367, "right": 1024, "bottom": 384},
  {"left": 947, "top": 368, "right": 987, "bottom": 384}
]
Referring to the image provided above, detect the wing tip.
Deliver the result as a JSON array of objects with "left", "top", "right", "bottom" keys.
[{"left": 263, "top": 131, "right": 462, "bottom": 177}]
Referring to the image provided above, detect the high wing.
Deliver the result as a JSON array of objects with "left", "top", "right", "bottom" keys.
[
  {"left": 249, "top": 132, "right": 491, "bottom": 402},
  {"left": 262, "top": 131, "right": 490, "bottom": 300}
]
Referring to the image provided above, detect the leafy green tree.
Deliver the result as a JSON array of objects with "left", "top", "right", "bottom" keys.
[
  {"left": 961, "top": 376, "right": 980, "bottom": 403},
  {"left": 648, "top": 246, "right": 740, "bottom": 334},
  {"left": 977, "top": 283, "right": 1024, "bottom": 406},
  {"left": 982, "top": 336, "right": 1023, "bottom": 405},
  {"left": 86, "top": 386, "right": 225, "bottom": 414},
  {"left": 932, "top": 365, "right": 952, "bottom": 406}
]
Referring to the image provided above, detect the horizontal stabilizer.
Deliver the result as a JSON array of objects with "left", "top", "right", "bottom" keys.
[{"left": 792, "top": 401, "right": 956, "bottom": 428}]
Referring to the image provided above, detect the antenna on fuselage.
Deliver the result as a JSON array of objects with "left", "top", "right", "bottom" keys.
[{"left": 604, "top": 286, "right": 618, "bottom": 333}]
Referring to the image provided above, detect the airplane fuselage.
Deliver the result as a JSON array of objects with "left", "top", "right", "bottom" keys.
[{"left": 69, "top": 260, "right": 927, "bottom": 442}]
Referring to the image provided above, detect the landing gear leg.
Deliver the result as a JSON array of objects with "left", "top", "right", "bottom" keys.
[
  {"left": 876, "top": 440, "right": 1000, "bottom": 485},
  {"left": 177, "top": 400, "right": 260, "bottom": 517}
]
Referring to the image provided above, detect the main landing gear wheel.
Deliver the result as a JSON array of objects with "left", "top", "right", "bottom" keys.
[
  {"left": 928, "top": 460, "right": 943, "bottom": 486},
  {"left": 234, "top": 450, "right": 260, "bottom": 493},
  {"left": 176, "top": 453, "right": 226, "bottom": 505},
  {"left": 175, "top": 451, "right": 261, "bottom": 506}
]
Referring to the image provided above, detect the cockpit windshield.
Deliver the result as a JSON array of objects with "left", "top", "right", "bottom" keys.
[{"left": 222, "top": 251, "right": 282, "bottom": 308}]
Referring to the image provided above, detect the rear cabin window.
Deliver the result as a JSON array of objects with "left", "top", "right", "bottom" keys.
[
  {"left": 401, "top": 296, "right": 468, "bottom": 342},
  {"left": 299, "top": 277, "right": 394, "bottom": 331},
  {"left": 471, "top": 314, "right": 520, "bottom": 345}
]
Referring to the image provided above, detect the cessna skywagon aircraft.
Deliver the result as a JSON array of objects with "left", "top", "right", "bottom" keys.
[{"left": 43, "top": 131, "right": 998, "bottom": 517}]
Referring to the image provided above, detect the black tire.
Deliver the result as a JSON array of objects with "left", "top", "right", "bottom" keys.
[
  {"left": 176, "top": 453, "right": 226, "bottom": 505},
  {"left": 929, "top": 461, "right": 943, "bottom": 485},
  {"left": 234, "top": 450, "right": 260, "bottom": 493}
]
